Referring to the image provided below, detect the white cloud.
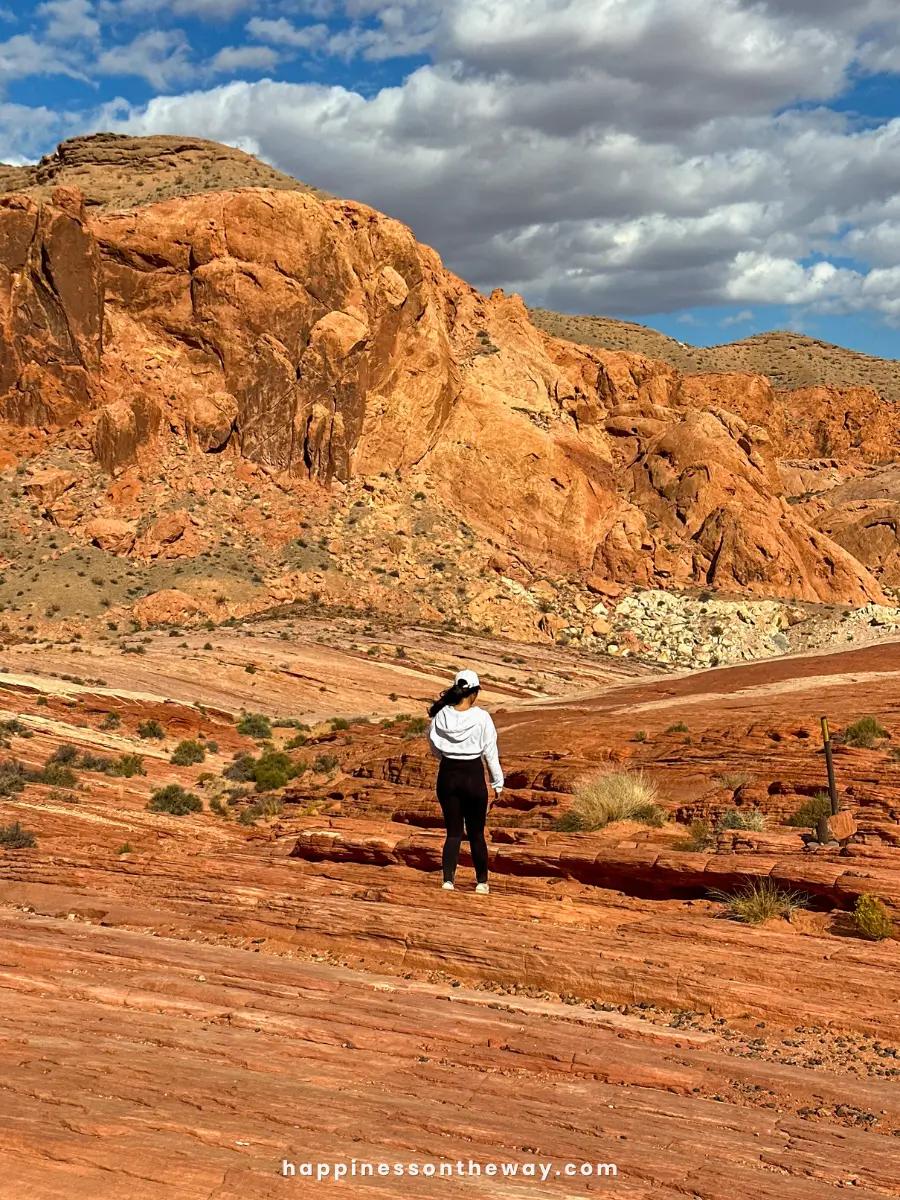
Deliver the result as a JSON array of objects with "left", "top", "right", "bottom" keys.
[
  {"left": 719, "top": 309, "right": 754, "bottom": 327},
  {"left": 0, "top": 100, "right": 74, "bottom": 161},
  {"left": 96, "top": 29, "right": 193, "bottom": 88},
  {"left": 102, "top": 0, "right": 256, "bottom": 17},
  {"left": 246, "top": 17, "right": 329, "bottom": 50},
  {"left": 38, "top": 0, "right": 100, "bottom": 42},
  {"left": 0, "top": 33, "right": 89, "bottom": 86},
  {"left": 208, "top": 44, "right": 280, "bottom": 74}
]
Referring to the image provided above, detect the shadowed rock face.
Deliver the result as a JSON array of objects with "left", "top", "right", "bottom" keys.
[{"left": 0, "top": 151, "right": 892, "bottom": 606}]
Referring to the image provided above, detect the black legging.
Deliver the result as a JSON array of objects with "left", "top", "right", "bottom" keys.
[{"left": 437, "top": 757, "right": 490, "bottom": 884}]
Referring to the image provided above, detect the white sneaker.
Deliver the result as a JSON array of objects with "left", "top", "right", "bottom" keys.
[
  {"left": 442, "top": 881, "right": 455, "bottom": 890},
  {"left": 475, "top": 882, "right": 490, "bottom": 895}
]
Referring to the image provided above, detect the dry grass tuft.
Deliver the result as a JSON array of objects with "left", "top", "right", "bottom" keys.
[
  {"left": 710, "top": 878, "right": 806, "bottom": 925},
  {"left": 559, "top": 771, "right": 666, "bottom": 832}
]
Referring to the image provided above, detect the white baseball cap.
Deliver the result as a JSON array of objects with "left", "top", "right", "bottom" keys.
[{"left": 455, "top": 669, "right": 480, "bottom": 690}]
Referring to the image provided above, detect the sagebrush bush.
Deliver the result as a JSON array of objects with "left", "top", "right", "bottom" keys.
[
  {"left": 253, "top": 750, "right": 300, "bottom": 792},
  {"left": 717, "top": 808, "right": 767, "bottom": 832},
  {"left": 223, "top": 750, "right": 301, "bottom": 792},
  {"left": 312, "top": 753, "right": 339, "bottom": 775},
  {"left": 237, "top": 712, "right": 272, "bottom": 739},
  {"left": 101, "top": 712, "right": 121, "bottom": 730},
  {"left": 854, "top": 894, "right": 894, "bottom": 941},
  {"left": 40, "top": 762, "right": 78, "bottom": 789},
  {"left": 666, "top": 722, "right": 689, "bottom": 734},
  {"left": 711, "top": 879, "right": 806, "bottom": 925},
  {"left": 841, "top": 715, "right": 888, "bottom": 749},
  {"left": 49, "top": 743, "right": 79, "bottom": 765},
  {"left": 238, "top": 796, "right": 284, "bottom": 824},
  {"left": 147, "top": 784, "right": 203, "bottom": 816},
  {"left": 786, "top": 793, "right": 833, "bottom": 828},
  {"left": 137, "top": 719, "right": 165, "bottom": 740},
  {"left": 560, "top": 771, "right": 666, "bottom": 832},
  {"left": 0, "top": 821, "right": 36, "bottom": 848},
  {"left": 684, "top": 819, "right": 716, "bottom": 850},
  {"left": 108, "top": 753, "right": 146, "bottom": 778},
  {"left": 171, "top": 739, "right": 206, "bottom": 767},
  {"left": 0, "top": 759, "right": 31, "bottom": 796}
]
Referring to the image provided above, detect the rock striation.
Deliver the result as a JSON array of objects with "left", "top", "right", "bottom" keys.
[{"left": 0, "top": 136, "right": 896, "bottom": 613}]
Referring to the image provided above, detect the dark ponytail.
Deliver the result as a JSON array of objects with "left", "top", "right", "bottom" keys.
[{"left": 428, "top": 680, "right": 480, "bottom": 719}]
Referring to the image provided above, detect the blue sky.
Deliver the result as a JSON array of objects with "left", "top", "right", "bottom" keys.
[{"left": 3, "top": 1, "right": 900, "bottom": 358}]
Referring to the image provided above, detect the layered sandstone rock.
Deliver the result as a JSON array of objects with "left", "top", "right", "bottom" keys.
[{"left": 0, "top": 149, "right": 894, "bottom": 607}]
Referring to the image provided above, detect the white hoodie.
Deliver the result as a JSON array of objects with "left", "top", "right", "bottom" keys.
[{"left": 428, "top": 705, "right": 504, "bottom": 791}]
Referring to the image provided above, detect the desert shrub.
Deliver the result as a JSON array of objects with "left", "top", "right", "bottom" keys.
[
  {"left": 684, "top": 819, "right": 716, "bottom": 850},
  {"left": 633, "top": 730, "right": 648, "bottom": 743},
  {"left": 100, "top": 712, "right": 121, "bottom": 730},
  {"left": 223, "top": 753, "right": 257, "bottom": 783},
  {"left": 854, "top": 895, "right": 894, "bottom": 941},
  {"left": 147, "top": 784, "right": 203, "bottom": 816},
  {"left": 786, "top": 792, "right": 833, "bottom": 828},
  {"left": 330, "top": 717, "right": 351, "bottom": 731},
  {"left": 312, "top": 753, "right": 339, "bottom": 775},
  {"left": 403, "top": 717, "right": 429, "bottom": 739},
  {"left": 710, "top": 879, "right": 806, "bottom": 925},
  {"left": 49, "top": 743, "right": 79, "bottom": 765},
  {"left": 117, "top": 843, "right": 134, "bottom": 855},
  {"left": 561, "top": 771, "right": 666, "bottom": 831},
  {"left": 0, "top": 759, "right": 32, "bottom": 796},
  {"left": 841, "top": 715, "right": 888, "bottom": 749},
  {"left": 47, "top": 789, "right": 77, "bottom": 804},
  {"left": 171, "top": 739, "right": 206, "bottom": 767},
  {"left": 237, "top": 712, "right": 272, "bottom": 739},
  {"left": 209, "top": 797, "right": 229, "bottom": 818},
  {"left": 666, "top": 722, "right": 689, "bottom": 734},
  {"left": 40, "top": 762, "right": 78, "bottom": 788},
  {"left": 238, "top": 796, "right": 284, "bottom": 824},
  {"left": 717, "top": 808, "right": 766, "bottom": 832},
  {"left": 79, "top": 751, "right": 115, "bottom": 773},
  {"left": 206, "top": 740, "right": 219, "bottom": 755},
  {"left": 285, "top": 732, "right": 308, "bottom": 749},
  {"left": 715, "top": 771, "right": 754, "bottom": 791},
  {"left": 0, "top": 821, "right": 36, "bottom": 848},
  {"left": 108, "top": 753, "right": 146, "bottom": 778},
  {"left": 252, "top": 750, "right": 300, "bottom": 793},
  {"left": 137, "top": 719, "right": 165, "bottom": 740},
  {"left": 224, "top": 750, "right": 301, "bottom": 791}
]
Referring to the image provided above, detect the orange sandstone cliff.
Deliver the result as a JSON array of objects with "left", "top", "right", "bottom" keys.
[{"left": 1, "top": 141, "right": 897, "bottom": 611}]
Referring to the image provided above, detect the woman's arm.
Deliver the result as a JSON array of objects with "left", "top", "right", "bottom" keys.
[
  {"left": 427, "top": 721, "right": 443, "bottom": 761},
  {"left": 481, "top": 713, "right": 504, "bottom": 793}
]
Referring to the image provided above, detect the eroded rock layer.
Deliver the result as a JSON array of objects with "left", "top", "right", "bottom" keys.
[{"left": 1, "top": 139, "right": 897, "bottom": 613}]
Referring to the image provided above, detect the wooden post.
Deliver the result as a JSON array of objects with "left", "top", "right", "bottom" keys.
[{"left": 821, "top": 716, "right": 840, "bottom": 816}]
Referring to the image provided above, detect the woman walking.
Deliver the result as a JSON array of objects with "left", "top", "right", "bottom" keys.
[{"left": 427, "top": 669, "right": 504, "bottom": 893}]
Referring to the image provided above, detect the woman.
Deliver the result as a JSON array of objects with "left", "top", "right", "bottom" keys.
[{"left": 427, "top": 668, "right": 504, "bottom": 893}]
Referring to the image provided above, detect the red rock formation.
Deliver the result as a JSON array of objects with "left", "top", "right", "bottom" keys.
[{"left": 0, "top": 176, "right": 892, "bottom": 606}]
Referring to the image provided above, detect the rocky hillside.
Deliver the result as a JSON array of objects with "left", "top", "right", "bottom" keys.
[
  {"left": 1, "top": 135, "right": 900, "bottom": 655},
  {"left": 530, "top": 310, "right": 900, "bottom": 402},
  {"left": 0, "top": 132, "right": 332, "bottom": 213}
]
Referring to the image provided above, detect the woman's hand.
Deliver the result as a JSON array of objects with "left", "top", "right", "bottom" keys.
[{"left": 490, "top": 787, "right": 502, "bottom": 810}]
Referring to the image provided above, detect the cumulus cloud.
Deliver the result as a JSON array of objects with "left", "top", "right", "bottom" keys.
[
  {"left": 96, "top": 29, "right": 193, "bottom": 88},
  {"left": 720, "top": 310, "right": 754, "bottom": 327},
  {"left": 208, "top": 44, "right": 280, "bottom": 74},
  {"left": 38, "top": 0, "right": 100, "bottom": 43}
]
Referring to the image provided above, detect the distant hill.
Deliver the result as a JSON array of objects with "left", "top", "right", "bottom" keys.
[
  {"left": 0, "top": 132, "right": 332, "bottom": 212},
  {"left": 529, "top": 310, "right": 900, "bottom": 403}
]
